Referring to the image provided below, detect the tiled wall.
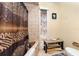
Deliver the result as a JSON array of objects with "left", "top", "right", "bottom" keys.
[
  {"left": 25, "top": 3, "right": 39, "bottom": 42},
  {"left": 0, "top": 2, "right": 28, "bottom": 56}
]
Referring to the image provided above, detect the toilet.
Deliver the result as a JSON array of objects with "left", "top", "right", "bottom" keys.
[{"left": 65, "top": 47, "right": 79, "bottom": 56}]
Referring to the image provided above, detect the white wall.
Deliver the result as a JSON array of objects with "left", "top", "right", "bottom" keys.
[
  {"left": 59, "top": 3, "right": 79, "bottom": 49},
  {"left": 39, "top": 2, "right": 61, "bottom": 40},
  {"left": 39, "top": 2, "right": 79, "bottom": 50}
]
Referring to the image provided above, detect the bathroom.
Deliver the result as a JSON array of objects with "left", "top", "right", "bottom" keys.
[{"left": 0, "top": 2, "right": 79, "bottom": 56}]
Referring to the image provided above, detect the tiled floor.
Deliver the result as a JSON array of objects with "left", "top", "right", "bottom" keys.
[{"left": 38, "top": 48, "right": 65, "bottom": 56}]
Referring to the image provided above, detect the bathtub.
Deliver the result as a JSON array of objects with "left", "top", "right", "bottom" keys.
[
  {"left": 24, "top": 41, "right": 39, "bottom": 56},
  {"left": 65, "top": 47, "right": 79, "bottom": 56}
]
